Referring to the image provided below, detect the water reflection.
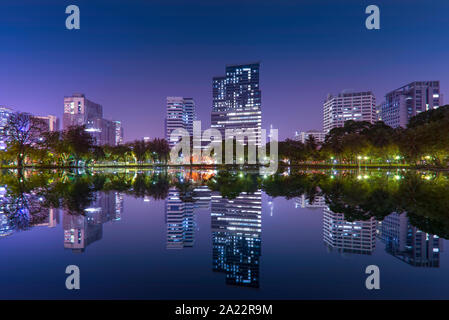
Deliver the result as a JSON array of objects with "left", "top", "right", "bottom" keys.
[
  {"left": 379, "top": 212, "right": 442, "bottom": 267},
  {"left": 0, "top": 168, "right": 448, "bottom": 291},
  {"left": 63, "top": 191, "right": 123, "bottom": 253},
  {"left": 211, "top": 190, "right": 262, "bottom": 287},
  {"left": 323, "top": 207, "right": 377, "bottom": 255}
]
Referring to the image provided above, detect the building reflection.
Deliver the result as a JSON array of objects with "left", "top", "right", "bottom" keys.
[
  {"left": 295, "top": 195, "right": 327, "bottom": 209},
  {"left": 165, "top": 188, "right": 196, "bottom": 249},
  {"left": 378, "top": 212, "right": 443, "bottom": 267},
  {"left": 211, "top": 190, "right": 262, "bottom": 288},
  {"left": 323, "top": 207, "right": 377, "bottom": 255},
  {"left": 63, "top": 191, "right": 124, "bottom": 253}
]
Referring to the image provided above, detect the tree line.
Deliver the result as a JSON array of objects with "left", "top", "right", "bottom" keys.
[
  {"left": 278, "top": 104, "right": 449, "bottom": 167},
  {"left": 0, "top": 112, "right": 170, "bottom": 167},
  {"left": 2, "top": 104, "right": 449, "bottom": 167}
]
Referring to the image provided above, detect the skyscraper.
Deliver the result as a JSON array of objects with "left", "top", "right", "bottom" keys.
[
  {"left": 113, "top": 120, "right": 124, "bottom": 145},
  {"left": 211, "top": 63, "right": 262, "bottom": 146},
  {"left": 63, "top": 93, "right": 117, "bottom": 145},
  {"left": 381, "top": 81, "right": 442, "bottom": 128},
  {"left": 165, "top": 97, "right": 196, "bottom": 148},
  {"left": 183, "top": 98, "right": 196, "bottom": 137},
  {"left": 323, "top": 91, "right": 376, "bottom": 133}
]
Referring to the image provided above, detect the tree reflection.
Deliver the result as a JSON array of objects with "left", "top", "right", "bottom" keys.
[{"left": 0, "top": 168, "right": 448, "bottom": 239}]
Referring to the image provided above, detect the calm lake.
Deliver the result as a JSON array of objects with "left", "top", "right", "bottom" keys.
[{"left": 0, "top": 168, "right": 448, "bottom": 299}]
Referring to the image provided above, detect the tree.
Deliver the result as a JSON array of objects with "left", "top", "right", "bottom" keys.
[
  {"left": 130, "top": 139, "right": 148, "bottom": 164},
  {"left": 62, "top": 125, "right": 94, "bottom": 166},
  {"left": 4, "top": 112, "right": 47, "bottom": 168}
]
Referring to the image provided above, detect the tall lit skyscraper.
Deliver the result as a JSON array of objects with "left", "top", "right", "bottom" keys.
[
  {"left": 381, "top": 81, "right": 442, "bottom": 128},
  {"left": 211, "top": 63, "right": 262, "bottom": 146},
  {"left": 165, "top": 97, "right": 196, "bottom": 148},
  {"left": 323, "top": 91, "right": 376, "bottom": 133}
]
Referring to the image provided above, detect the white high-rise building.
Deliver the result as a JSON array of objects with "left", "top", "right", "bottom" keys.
[
  {"left": 165, "top": 97, "right": 196, "bottom": 148},
  {"left": 323, "top": 91, "right": 376, "bottom": 133}
]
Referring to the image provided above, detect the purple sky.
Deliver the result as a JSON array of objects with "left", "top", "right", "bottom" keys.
[{"left": 2, "top": 0, "right": 448, "bottom": 141}]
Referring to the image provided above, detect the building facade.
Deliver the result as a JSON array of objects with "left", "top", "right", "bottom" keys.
[
  {"left": 165, "top": 97, "right": 196, "bottom": 148},
  {"left": 113, "top": 120, "right": 124, "bottom": 145},
  {"left": 34, "top": 115, "right": 59, "bottom": 132},
  {"left": 323, "top": 91, "right": 376, "bottom": 133},
  {"left": 63, "top": 93, "right": 118, "bottom": 145},
  {"left": 381, "top": 81, "right": 442, "bottom": 128},
  {"left": 294, "top": 130, "right": 326, "bottom": 144},
  {"left": 0, "top": 107, "right": 13, "bottom": 150},
  {"left": 211, "top": 63, "right": 262, "bottom": 147}
]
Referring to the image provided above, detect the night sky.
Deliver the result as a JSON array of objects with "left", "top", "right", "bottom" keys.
[{"left": 2, "top": 0, "right": 448, "bottom": 141}]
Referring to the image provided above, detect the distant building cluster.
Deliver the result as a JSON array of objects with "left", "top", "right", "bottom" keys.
[
  {"left": 164, "top": 62, "right": 262, "bottom": 151},
  {"left": 295, "top": 80, "right": 443, "bottom": 141},
  {"left": 0, "top": 105, "right": 59, "bottom": 150},
  {"left": 63, "top": 93, "right": 123, "bottom": 146}
]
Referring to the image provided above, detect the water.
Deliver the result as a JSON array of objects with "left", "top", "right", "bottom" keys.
[{"left": 0, "top": 168, "right": 448, "bottom": 299}]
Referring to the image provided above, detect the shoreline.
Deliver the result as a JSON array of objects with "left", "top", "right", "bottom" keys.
[{"left": 0, "top": 163, "right": 447, "bottom": 171}]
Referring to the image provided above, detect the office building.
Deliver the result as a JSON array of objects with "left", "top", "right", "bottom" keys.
[
  {"left": 113, "top": 120, "right": 124, "bottom": 145},
  {"left": 211, "top": 63, "right": 262, "bottom": 147},
  {"left": 63, "top": 93, "right": 117, "bottom": 145},
  {"left": 165, "top": 97, "right": 196, "bottom": 148},
  {"left": 0, "top": 107, "right": 13, "bottom": 150},
  {"left": 294, "top": 130, "right": 326, "bottom": 144},
  {"left": 381, "top": 81, "right": 442, "bottom": 128},
  {"left": 323, "top": 91, "right": 376, "bottom": 133}
]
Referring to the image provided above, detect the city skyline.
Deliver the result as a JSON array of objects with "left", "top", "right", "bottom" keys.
[{"left": 2, "top": 0, "right": 449, "bottom": 142}]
